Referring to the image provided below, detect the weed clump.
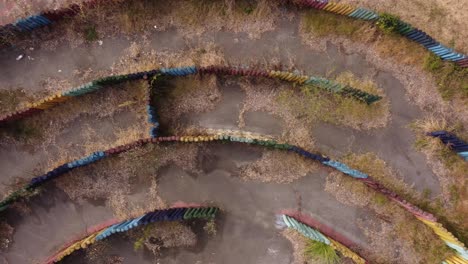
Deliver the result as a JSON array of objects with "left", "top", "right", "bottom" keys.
[
  {"left": 204, "top": 219, "right": 217, "bottom": 236},
  {"left": 376, "top": 13, "right": 401, "bottom": 34},
  {"left": 84, "top": 25, "right": 99, "bottom": 42},
  {"left": 423, "top": 54, "right": 468, "bottom": 100},
  {"left": 305, "top": 240, "right": 340, "bottom": 264}
]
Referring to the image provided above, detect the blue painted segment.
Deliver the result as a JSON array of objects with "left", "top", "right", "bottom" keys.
[
  {"left": 14, "top": 15, "right": 51, "bottom": 31},
  {"left": 281, "top": 215, "right": 330, "bottom": 244},
  {"left": 445, "top": 242, "right": 468, "bottom": 260},
  {"left": 160, "top": 66, "right": 197, "bottom": 76},
  {"left": 67, "top": 151, "right": 106, "bottom": 169},
  {"left": 322, "top": 160, "right": 368, "bottom": 178},
  {"left": 429, "top": 131, "right": 468, "bottom": 161}
]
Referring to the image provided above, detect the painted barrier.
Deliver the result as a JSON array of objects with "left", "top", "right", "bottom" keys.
[
  {"left": 44, "top": 205, "right": 219, "bottom": 263},
  {"left": 1, "top": 0, "right": 465, "bottom": 67},
  {"left": 146, "top": 74, "right": 160, "bottom": 138},
  {"left": 295, "top": 0, "right": 467, "bottom": 67},
  {"left": 429, "top": 131, "right": 468, "bottom": 161},
  {"left": 277, "top": 213, "right": 367, "bottom": 264},
  {"left": 0, "top": 0, "right": 104, "bottom": 38},
  {"left": 0, "top": 65, "right": 381, "bottom": 126},
  {"left": 1, "top": 132, "right": 466, "bottom": 263}
]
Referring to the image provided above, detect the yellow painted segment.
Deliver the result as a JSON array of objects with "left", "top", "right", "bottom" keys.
[
  {"left": 337, "top": 6, "right": 353, "bottom": 15},
  {"left": 446, "top": 255, "right": 467, "bottom": 264},
  {"left": 329, "top": 238, "right": 366, "bottom": 264},
  {"left": 416, "top": 217, "right": 467, "bottom": 264},
  {"left": 332, "top": 4, "right": 347, "bottom": 13},
  {"left": 323, "top": 2, "right": 337, "bottom": 11},
  {"left": 341, "top": 6, "right": 356, "bottom": 15}
]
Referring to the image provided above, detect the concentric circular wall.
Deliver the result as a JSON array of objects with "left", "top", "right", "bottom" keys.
[{"left": 0, "top": 1, "right": 466, "bottom": 264}]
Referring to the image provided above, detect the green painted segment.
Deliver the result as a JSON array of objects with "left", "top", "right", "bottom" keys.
[{"left": 282, "top": 215, "right": 330, "bottom": 244}]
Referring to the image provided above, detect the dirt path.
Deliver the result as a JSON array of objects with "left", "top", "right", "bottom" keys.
[
  {"left": 0, "top": 13, "right": 446, "bottom": 264},
  {"left": 1, "top": 187, "right": 114, "bottom": 264},
  {"left": 1, "top": 17, "right": 440, "bottom": 195}
]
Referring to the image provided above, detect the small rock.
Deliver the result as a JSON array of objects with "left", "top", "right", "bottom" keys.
[
  {"left": 98, "top": 40, "right": 103, "bottom": 46},
  {"left": 29, "top": 47, "right": 34, "bottom": 51},
  {"left": 16, "top": 55, "right": 24, "bottom": 61},
  {"left": 154, "top": 25, "right": 158, "bottom": 29},
  {"left": 58, "top": 69, "right": 62, "bottom": 73}
]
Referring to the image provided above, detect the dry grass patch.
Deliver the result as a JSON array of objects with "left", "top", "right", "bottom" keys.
[
  {"left": 0, "top": 89, "right": 29, "bottom": 115},
  {"left": 56, "top": 144, "right": 200, "bottom": 218},
  {"left": 343, "top": 148, "right": 467, "bottom": 245},
  {"left": 0, "top": 221, "right": 13, "bottom": 250},
  {"left": 299, "top": 8, "right": 468, "bottom": 106},
  {"left": 342, "top": 153, "right": 418, "bottom": 202},
  {"left": 373, "top": 32, "right": 429, "bottom": 66},
  {"left": 301, "top": 9, "right": 370, "bottom": 40},
  {"left": 132, "top": 221, "right": 197, "bottom": 254},
  {"left": 240, "top": 150, "right": 318, "bottom": 183},
  {"left": 282, "top": 228, "right": 313, "bottom": 264},
  {"left": 325, "top": 172, "right": 453, "bottom": 264},
  {"left": 411, "top": 117, "right": 468, "bottom": 243},
  {"left": 153, "top": 74, "right": 221, "bottom": 134},
  {"left": 277, "top": 72, "right": 389, "bottom": 130}
]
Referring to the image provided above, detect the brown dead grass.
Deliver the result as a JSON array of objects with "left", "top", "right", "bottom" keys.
[
  {"left": 29, "top": 81, "right": 148, "bottom": 169},
  {"left": 342, "top": 153, "right": 420, "bottom": 203},
  {"left": 238, "top": 77, "right": 317, "bottom": 150},
  {"left": 154, "top": 74, "right": 222, "bottom": 133},
  {"left": 0, "top": 88, "right": 30, "bottom": 115},
  {"left": 0, "top": 81, "right": 149, "bottom": 202},
  {"left": 325, "top": 172, "right": 452, "bottom": 264},
  {"left": 338, "top": 0, "right": 468, "bottom": 54},
  {"left": 282, "top": 228, "right": 312, "bottom": 264},
  {"left": 0, "top": 221, "right": 13, "bottom": 250},
  {"left": 240, "top": 150, "right": 318, "bottom": 183},
  {"left": 138, "top": 221, "right": 197, "bottom": 254},
  {"left": 111, "top": 42, "right": 226, "bottom": 76},
  {"left": 411, "top": 117, "right": 468, "bottom": 243},
  {"left": 277, "top": 82, "right": 389, "bottom": 131},
  {"left": 56, "top": 143, "right": 200, "bottom": 218},
  {"left": 300, "top": 10, "right": 468, "bottom": 129}
]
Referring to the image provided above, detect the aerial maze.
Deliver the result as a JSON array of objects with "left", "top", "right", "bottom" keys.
[{"left": 0, "top": 1, "right": 467, "bottom": 264}]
